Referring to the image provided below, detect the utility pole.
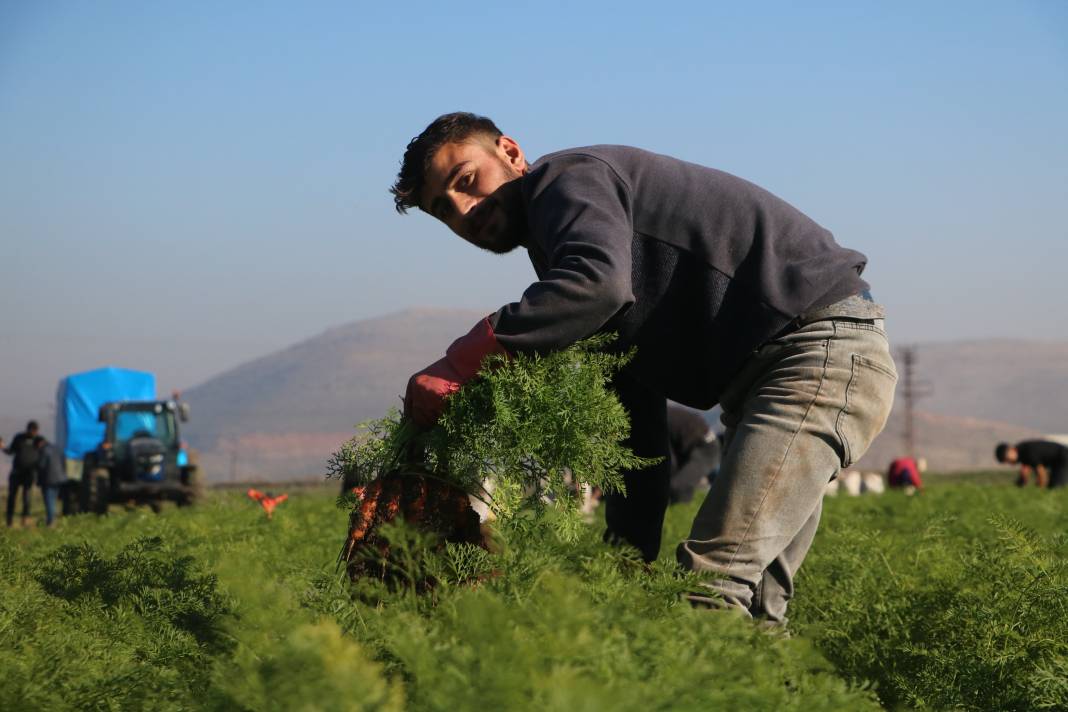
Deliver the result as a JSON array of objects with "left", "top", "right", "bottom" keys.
[{"left": 897, "top": 346, "right": 933, "bottom": 457}]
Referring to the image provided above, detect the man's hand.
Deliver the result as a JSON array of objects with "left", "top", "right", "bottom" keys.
[{"left": 404, "top": 317, "right": 509, "bottom": 427}]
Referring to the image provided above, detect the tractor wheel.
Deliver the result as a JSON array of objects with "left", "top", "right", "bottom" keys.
[
  {"left": 79, "top": 474, "right": 93, "bottom": 513},
  {"left": 89, "top": 469, "right": 110, "bottom": 515},
  {"left": 179, "top": 466, "right": 204, "bottom": 507}
]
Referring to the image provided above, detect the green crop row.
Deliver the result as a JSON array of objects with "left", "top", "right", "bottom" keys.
[
  {"left": 790, "top": 483, "right": 1068, "bottom": 711},
  {"left": 0, "top": 478, "right": 1064, "bottom": 711}
]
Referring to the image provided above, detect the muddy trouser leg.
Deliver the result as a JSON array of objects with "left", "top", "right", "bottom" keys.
[{"left": 677, "top": 318, "right": 897, "bottom": 624}]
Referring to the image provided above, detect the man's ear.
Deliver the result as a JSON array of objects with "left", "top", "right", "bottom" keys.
[{"left": 497, "top": 135, "right": 528, "bottom": 174}]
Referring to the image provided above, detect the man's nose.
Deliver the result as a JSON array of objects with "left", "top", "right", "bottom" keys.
[{"left": 449, "top": 191, "right": 479, "bottom": 217}]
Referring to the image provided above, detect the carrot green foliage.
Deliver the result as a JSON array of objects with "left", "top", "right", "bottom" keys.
[
  {"left": 790, "top": 484, "right": 1068, "bottom": 711},
  {"left": 1, "top": 481, "right": 1065, "bottom": 710},
  {"left": 328, "top": 334, "right": 658, "bottom": 535}
]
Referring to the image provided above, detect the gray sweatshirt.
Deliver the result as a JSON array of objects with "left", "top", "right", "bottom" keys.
[
  {"left": 36, "top": 443, "right": 67, "bottom": 487},
  {"left": 489, "top": 145, "right": 868, "bottom": 409}
]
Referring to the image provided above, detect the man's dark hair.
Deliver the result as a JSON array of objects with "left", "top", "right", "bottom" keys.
[
  {"left": 995, "top": 442, "right": 1011, "bottom": 462},
  {"left": 390, "top": 112, "right": 503, "bottom": 214},
  {"left": 26, "top": 420, "right": 39, "bottom": 432}
]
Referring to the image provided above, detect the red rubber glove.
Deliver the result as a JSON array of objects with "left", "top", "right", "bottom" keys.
[{"left": 404, "top": 317, "right": 509, "bottom": 427}]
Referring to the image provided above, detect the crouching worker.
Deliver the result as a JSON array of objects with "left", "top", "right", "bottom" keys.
[
  {"left": 996, "top": 440, "right": 1068, "bottom": 489},
  {"left": 887, "top": 456, "right": 925, "bottom": 494},
  {"left": 667, "top": 404, "right": 721, "bottom": 504},
  {"left": 391, "top": 113, "right": 897, "bottom": 625}
]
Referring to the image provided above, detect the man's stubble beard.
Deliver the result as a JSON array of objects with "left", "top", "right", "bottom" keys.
[{"left": 481, "top": 160, "right": 527, "bottom": 255}]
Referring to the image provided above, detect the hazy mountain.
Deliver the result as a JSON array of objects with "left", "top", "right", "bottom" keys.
[
  {"left": 854, "top": 410, "right": 1042, "bottom": 473},
  {"left": 176, "top": 310, "right": 1067, "bottom": 481},
  {"left": 851, "top": 339, "right": 1068, "bottom": 473},
  {"left": 901, "top": 340, "right": 1068, "bottom": 435},
  {"left": 182, "top": 308, "right": 484, "bottom": 451}
]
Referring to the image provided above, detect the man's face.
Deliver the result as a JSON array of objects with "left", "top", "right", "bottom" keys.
[
  {"left": 1004, "top": 446, "right": 1019, "bottom": 464},
  {"left": 420, "top": 135, "right": 527, "bottom": 254}
]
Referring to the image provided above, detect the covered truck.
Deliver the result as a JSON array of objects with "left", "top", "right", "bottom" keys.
[{"left": 56, "top": 367, "right": 202, "bottom": 513}]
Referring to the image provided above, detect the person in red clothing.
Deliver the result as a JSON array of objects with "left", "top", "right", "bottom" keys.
[{"left": 887, "top": 456, "right": 924, "bottom": 492}]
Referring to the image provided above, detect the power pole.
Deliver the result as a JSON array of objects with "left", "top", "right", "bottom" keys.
[{"left": 897, "top": 346, "right": 933, "bottom": 458}]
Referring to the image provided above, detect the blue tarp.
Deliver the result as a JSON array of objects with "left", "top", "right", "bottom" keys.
[{"left": 55, "top": 367, "right": 157, "bottom": 460}]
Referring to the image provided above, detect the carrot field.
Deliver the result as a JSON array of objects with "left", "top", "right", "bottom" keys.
[{"left": 1, "top": 475, "right": 1065, "bottom": 711}]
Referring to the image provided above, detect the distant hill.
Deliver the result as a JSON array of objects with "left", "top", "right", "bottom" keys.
[
  {"left": 902, "top": 340, "right": 1068, "bottom": 434},
  {"left": 179, "top": 311, "right": 1068, "bottom": 481},
  {"left": 855, "top": 410, "right": 1042, "bottom": 473},
  {"left": 183, "top": 308, "right": 484, "bottom": 447},
  {"left": 182, "top": 308, "right": 483, "bottom": 479},
  {"left": 853, "top": 340, "right": 1068, "bottom": 474}
]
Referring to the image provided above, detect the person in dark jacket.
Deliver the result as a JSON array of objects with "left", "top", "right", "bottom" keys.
[
  {"left": 666, "top": 404, "right": 721, "bottom": 504},
  {"left": 390, "top": 112, "right": 897, "bottom": 624},
  {"left": 34, "top": 436, "right": 68, "bottom": 527},
  {"left": 996, "top": 440, "right": 1068, "bottom": 489},
  {"left": 5, "top": 420, "right": 40, "bottom": 527}
]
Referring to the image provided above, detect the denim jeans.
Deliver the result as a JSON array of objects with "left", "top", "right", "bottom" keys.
[
  {"left": 42, "top": 486, "right": 59, "bottom": 525},
  {"left": 676, "top": 315, "right": 897, "bottom": 623}
]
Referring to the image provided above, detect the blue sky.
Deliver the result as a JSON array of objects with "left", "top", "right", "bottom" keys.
[{"left": 1, "top": 1, "right": 1066, "bottom": 418}]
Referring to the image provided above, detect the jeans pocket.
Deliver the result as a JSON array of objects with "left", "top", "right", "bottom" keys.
[{"left": 834, "top": 353, "right": 898, "bottom": 467}]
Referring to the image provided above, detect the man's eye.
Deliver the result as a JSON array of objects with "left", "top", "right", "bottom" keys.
[{"left": 459, "top": 172, "right": 473, "bottom": 188}]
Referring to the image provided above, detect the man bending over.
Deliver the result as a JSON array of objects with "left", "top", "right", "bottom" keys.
[
  {"left": 996, "top": 440, "right": 1068, "bottom": 489},
  {"left": 391, "top": 112, "right": 897, "bottom": 625}
]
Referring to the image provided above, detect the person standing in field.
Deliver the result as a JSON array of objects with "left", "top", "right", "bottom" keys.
[
  {"left": 390, "top": 112, "right": 897, "bottom": 624},
  {"left": 33, "top": 435, "right": 67, "bottom": 527},
  {"left": 996, "top": 440, "right": 1068, "bottom": 489},
  {"left": 5, "top": 420, "right": 40, "bottom": 528}
]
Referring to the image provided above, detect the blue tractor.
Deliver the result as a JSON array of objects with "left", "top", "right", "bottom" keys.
[{"left": 56, "top": 367, "right": 202, "bottom": 514}]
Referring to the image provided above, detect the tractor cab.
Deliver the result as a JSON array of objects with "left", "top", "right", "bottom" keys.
[{"left": 98, "top": 400, "right": 189, "bottom": 482}]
